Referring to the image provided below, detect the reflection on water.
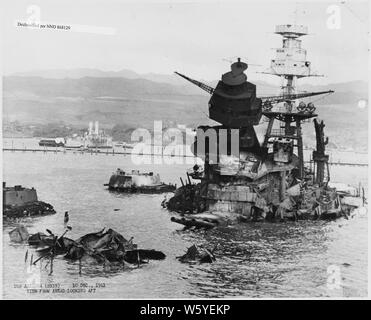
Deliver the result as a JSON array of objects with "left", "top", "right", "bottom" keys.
[{"left": 2, "top": 149, "right": 368, "bottom": 298}]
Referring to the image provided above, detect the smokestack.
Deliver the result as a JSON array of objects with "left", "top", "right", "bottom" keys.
[
  {"left": 95, "top": 121, "right": 99, "bottom": 134},
  {"left": 89, "top": 122, "right": 93, "bottom": 135}
]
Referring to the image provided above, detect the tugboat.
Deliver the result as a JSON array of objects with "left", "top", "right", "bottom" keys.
[
  {"left": 166, "top": 24, "right": 365, "bottom": 226},
  {"left": 3, "top": 182, "right": 56, "bottom": 218},
  {"left": 107, "top": 168, "right": 176, "bottom": 193}
]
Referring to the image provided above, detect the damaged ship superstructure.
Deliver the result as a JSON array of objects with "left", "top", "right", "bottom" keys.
[
  {"left": 168, "top": 24, "right": 353, "bottom": 223},
  {"left": 3, "top": 182, "right": 56, "bottom": 218}
]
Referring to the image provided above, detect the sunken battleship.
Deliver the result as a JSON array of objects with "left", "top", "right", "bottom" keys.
[
  {"left": 166, "top": 24, "right": 363, "bottom": 227},
  {"left": 3, "top": 182, "right": 56, "bottom": 218}
]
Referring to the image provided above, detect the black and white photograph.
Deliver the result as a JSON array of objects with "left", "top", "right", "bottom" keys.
[{"left": 1, "top": 0, "right": 369, "bottom": 303}]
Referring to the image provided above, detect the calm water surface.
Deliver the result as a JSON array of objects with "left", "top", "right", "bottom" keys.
[{"left": 2, "top": 142, "right": 368, "bottom": 298}]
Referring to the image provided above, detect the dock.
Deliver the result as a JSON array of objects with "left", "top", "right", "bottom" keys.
[{"left": 2, "top": 147, "right": 368, "bottom": 167}]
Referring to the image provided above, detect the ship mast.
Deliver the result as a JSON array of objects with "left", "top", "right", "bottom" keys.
[
  {"left": 174, "top": 25, "right": 333, "bottom": 183},
  {"left": 261, "top": 24, "right": 333, "bottom": 181},
  {"left": 262, "top": 24, "right": 323, "bottom": 108}
]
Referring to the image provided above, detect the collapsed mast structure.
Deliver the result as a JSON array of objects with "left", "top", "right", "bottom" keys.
[{"left": 172, "top": 24, "right": 335, "bottom": 220}]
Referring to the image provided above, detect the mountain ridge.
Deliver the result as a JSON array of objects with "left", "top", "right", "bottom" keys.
[
  {"left": 3, "top": 73, "right": 368, "bottom": 151},
  {"left": 8, "top": 68, "right": 368, "bottom": 93}
]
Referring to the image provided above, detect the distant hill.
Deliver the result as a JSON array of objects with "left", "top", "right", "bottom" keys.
[
  {"left": 2, "top": 71, "right": 368, "bottom": 150},
  {"left": 9, "top": 68, "right": 192, "bottom": 87},
  {"left": 3, "top": 76, "right": 202, "bottom": 98},
  {"left": 2, "top": 75, "right": 213, "bottom": 129},
  {"left": 6, "top": 67, "right": 368, "bottom": 99},
  {"left": 4, "top": 71, "right": 367, "bottom": 100}
]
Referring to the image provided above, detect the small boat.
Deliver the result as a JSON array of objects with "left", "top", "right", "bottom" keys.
[
  {"left": 64, "top": 136, "right": 85, "bottom": 149},
  {"left": 121, "top": 142, "right": 135, "bottom": 149},
  {"left": 39, "top": 138, "right": 65, "bottom": 147},
  {"left": 114, "top": 142, "right": 135, "bottom": 149},
  {"left": 114, "top": 142, "right": 124, "bottom": 147}
]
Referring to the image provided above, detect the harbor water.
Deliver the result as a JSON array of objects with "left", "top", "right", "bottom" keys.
[{"left": 2, "top": 139, "right": 368, "bottom": 298}]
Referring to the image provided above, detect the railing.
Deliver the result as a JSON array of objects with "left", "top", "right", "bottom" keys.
[
  {"left": 275, "top": 24, "right": 308, "bottom": 35},
  {"left": 270, "top": 129, "right": 286, "bottom": 136},
  {"left": 304, "top": 160, "right": 367, "bottom": 167},
  {"left": 263, "top": 105, "right": 316, "bottom": 114},
  {"left": 270, "top": 128, "right": 297, "bottom": 137}
]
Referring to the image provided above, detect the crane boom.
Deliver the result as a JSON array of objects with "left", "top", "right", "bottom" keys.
[
  {"left": 260, "top": 90, "right": 334, "bottom": 104},
  {"left": 174, "top": 72, "right": 214, "bottom": 94},
  {"left": 174, "top": 71, "right": 334, "bottom": 105}
]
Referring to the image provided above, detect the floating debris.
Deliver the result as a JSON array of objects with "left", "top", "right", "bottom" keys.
[
  {"left": 64, "top": 211, "right": 69, "bottom": 225},
  {"left": 9, "top": 225, "right": 29, "bottom": 243},
  {"left": 171, "top": 216, "right": 216, "bottom": 229},
  {"left": 165, "top": 179, "right": 205, "bottom": 214},
  {"left": 342, "top": 263, "right": 351, "bottom": 267},
  {"left": 177, "top": 244, "right": 217, "bottom": 263},
  {"left": 27, "top": 227, "right": 166, "bottom": 272},
  {"left": 170, "top": 212, "right": 229, "bottom": 230}
]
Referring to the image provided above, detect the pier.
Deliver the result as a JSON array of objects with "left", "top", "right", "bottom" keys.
[{"left": 2, "top": 147, "right": 368, "bottom": 167}]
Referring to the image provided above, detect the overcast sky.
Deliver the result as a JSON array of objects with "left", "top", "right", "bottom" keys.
[{"left": 2, "top": 0, "right": 369, "bottom": 84}]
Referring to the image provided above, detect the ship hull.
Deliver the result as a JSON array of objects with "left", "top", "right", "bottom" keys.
[
  {"left": 107, "top": 172, "right": 175, "bottom": 194},
  {"left": 3, "top": 201, "right": 56, "bottom": 218},
  {"left": 108, "top": 184, "right": 176, "bottom": 194}
]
